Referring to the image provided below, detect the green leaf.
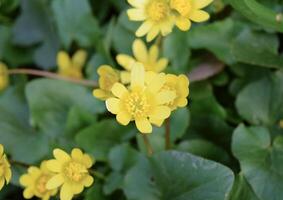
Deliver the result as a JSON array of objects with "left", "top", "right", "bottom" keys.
[
  {"left": 228, "top": 174, "right": 260, "bottom": 200},
  {"left": 229, "top": 0, "right": 283, "bottom": 32},
  {"left": 25, "top": 79, "right": 104, "bottom": 138},
  {"left": 170, "top": 108, "right": 190, "bottom": 141},
  {"left": 0, "top": 86, "right": 48, "bottom": 163},
  {"left": 75, "top": 120, "right": 135, "bottom": 161},
  {"left": 13, "top": 0, "right": 59, "bottom": 69},
  {"left": 187, "top": 19, "right": 240, "bottom": 64},
  {"left": 232, "top": 124, "right": 283, "bottom": 200},
  {"left": 231, "top": 29, "right": 283, "bottom": 69},
  {"left": 124, "top": 151, "right": 234, "bottom": 200},
  {"left": 236, "top": 71, "right": 283, "bottom": 126},
  {"left": 177, "top": 139, "right": 230, "bottom": 164},
  {"left": 163, "top": 30, "right": 191, "bottom": 73},
  {"left": 85, "top": 183, "right": 109, "bottom": 200},
  {"left": 52, "top": 0, "right": 101, "bottom": 48}
]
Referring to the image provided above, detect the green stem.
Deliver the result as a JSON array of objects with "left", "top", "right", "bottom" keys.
[
  {"left": 8, "top": 68, "right": 98, "bottom": 88},
  {"left": 165, "top": 118, "right": 171, "bottom": 150},
  {"left": 142, "top": 134, "right": 153, "bottom": 156}
]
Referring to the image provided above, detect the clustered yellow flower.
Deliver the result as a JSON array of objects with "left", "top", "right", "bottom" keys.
[
  {"left": 20, "top": 161, "right": 57, "bottom": 200},
  {"left": 0, "top": 62, "right": 9, "bottom": 91},
  {"left": 57, "top": 50, "right": 87, "bottom": 79},
  {"left": 46, "top": 148, "right": 94, "bottom": 200},
  {"left": 93, "top": 38, "right": 189, "bottom": 134},
  {"left": 0, "top": 144, "right": 12, "bottom": 191},
  {"left": 127, "top": 0, "right": 213, "bottom": 41}
]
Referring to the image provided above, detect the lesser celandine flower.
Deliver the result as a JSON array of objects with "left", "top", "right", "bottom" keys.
[
  {"left": 162, "top": 74, "right": 189, "bottom": 110},
  {"left": 46, "top": 148, "right": 94, "bottom": 200},
  {"left": 280, "top": 120, "right": 283, "bottom": 128},
  {"left": 170, "top": 0, "right": 213, "bottom": 31},
  {"left": 106, "top": 63, "right": 175, "bottom": 133},
  {"left": 116, "top": 39, "right": 168, "bottom": 75},
  {"left": 57, "top": 50, "right": 87, "bottom": 79},
  {"left": 0, "top": 62, "right": 9, "bottom": 91},
  {"left": 127, "top": 0, "right": 175, "bottom": 41},
  {"left": 0, "top": 144, "right": 12, "bottom": 191},
  {"left": 20, "top": 161, "right": 57, "bottom": 200},
  {"left": 93, "top": 65, "right": 120, "bottom": 100}
]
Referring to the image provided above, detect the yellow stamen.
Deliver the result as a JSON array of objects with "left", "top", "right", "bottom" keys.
[
  {"left": 64, "top": 162, "right": 87, "bottom": 182},
  {"left": 146, "top": 0, "right": 170, "bottom": 21},
  {"left": 36, "top": 175, "right": 50, "bottom": 194},
  {"left": 124, "top": 91, "right": 151, "bottom": 118}
]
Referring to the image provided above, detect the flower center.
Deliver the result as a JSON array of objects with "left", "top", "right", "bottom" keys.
[
  {"left": 170, "top": 0, "right": 191, "bottom": 17},
  {"left": 146, "top": 0, "right": 169, "bottom": 22},
  {"left": 36, "top": 174, "right": 50, "bottom": 194},
  {"left": 124, "top": 91, "right": 150, "bottom": 118},
  {"left": 64, "top": 162, "right": 87, "bottom": 182}
]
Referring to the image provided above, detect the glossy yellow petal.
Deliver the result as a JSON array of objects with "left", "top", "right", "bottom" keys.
[
  {"left": 176, "top": 17, "right": 191, "bottom": 31},
  {"left": 177, "top": 98, "right": 188, "bottom": 107},
  {"left": 136, "top": 21, "right": 153, "bottom": 37},
  {"left": 46, "top": 174, "right": 64, "bottom": 190},
  {"left": 155, "top": 58, "right": 168, "bottom": 72},
  {"left": 60, "top": 183, "right": 73, "bottom": 200},
  {"left": 147, "top": 73, "right": 165, "bottom": 93},
  {"left": 53, "top": 149, "right": 70, "bottom": 163},
  {"left": 23, "top": 187, "right": 34, "bottom": 199},
  {"left": 117, "top": 111, "right": 132, "bottom": 125},
  {"left": 135, "top": 118, "right": 152, "bottom": 134},
  {"left": 71, "top": 183, "right": 84, "bottom": 194},
  {"left": 82, "top": 154, "right": 94, "bottom": 168},
  {"left": 149, "top": 45, "right": 159, "bottom": 63},
  {"left": 156, "top": 91, "right": 176, "bottom": 105},
  {"left": 149, "top": 118, "right": 164, "bottom": 127},
  {"left": 146, "top": 26, "right": 159, "bottom": 42},
  {"left": 106, "top": 98, "right": 121, "bottom": 114},
  {"left": 189, "top": 10, "right": 210, "bottom": 22},
  {"left": 116, "top": 54, "right": 135, "bottom": 71},
  {"left": 57, "top": 51, "right": 71, "bottom": 71},
  {"left": 83, "top": 175, "right": 94, "bottom": 187},
  {"left": 131, "top": 63, "right": 145, "bottom": 89},
  {"left": 127, "top": 8, "right": 146, "bottom": 21},
  {"left": 19, "top": 174, "right": 32, "bottom": 186},
  {"left": 133, "top": 39, "right": 148, "bottom": 63},
  {"left": 193, "top": 0, "right": 213, "bottom": 9},
  {"left": 0, "top": 179, "right": 4, "bottom": 190},
  {"left": 0, "top": 144, "right": 3, "bottom": 156},
  {"left": 93, "top": 89, "right": 112, "bottom": 100},
  {"left": 160, "top": 21, "right": 173, "bottom": 36},
  {"left": 71, "top": 148, "right": 83, "bottom": 160},
  {"left": 97, "top": 65, "right": 114, "bottom": 75},
  {"left": 46, "top": 159, "right": 62, "bottom": 172},
  {"left": 150, "top": 106, "right": 171, "bottom": 119},
  {"left": 4, "top": 168, "right": 11, "bottom": 183},
  {"left": 72, "top": 50, "right": 87, "bottom": 69},
  {"left": 120, "top": 71, "right": 131, "bottom": 84},
  {"left": 127, "top": 0, "right": 145, "bottom": 8},
  {"left": 111, "top": 83, "right": 128, "bottom": 98}
]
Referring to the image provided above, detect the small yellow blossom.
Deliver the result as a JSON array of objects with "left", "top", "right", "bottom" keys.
[
  {"left": 170, "top": 0, "right": 213, "bottom": 31},
  {"left": 161, "top": 74, "right": 189, "bottom": 110},
  {"left": 106, "top": 63, "right": 175, "bottom": 134},
  {"left": 116, "top": 39, "right": 168, "bottom": 75},
  {"left": 93, "top": 65, "right": 120, "bottom": 100},
  {"left": 127, "top": 0, "right": 175, "bottom": 41},
  {"left": 57, "top": 50, "right": 87, "bottom": 79},
  {"left": 279, "top": 120, "right": 283, "bottom": 128},
  {"left": 46, "top": 148, "right": 94, "bottom": 200},
  {"left": 20, "top": 161, "right": 57, "bottom": 200},
  {"left": 0, "top": 144, "right": 12, "bottom": 191},
  {"left": 0, "top": 62, "right": 9, "bottom": 91}
]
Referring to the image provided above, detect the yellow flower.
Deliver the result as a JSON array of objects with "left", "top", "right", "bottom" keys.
[
  {"left": 105, "top": 63, "right": 175, "bottom": 134},
  {"left": 170, "top": 0, "right": 213, "bottom": 31},
  {"left": 0, "top": 144, "right": 12, "bottom": 191},
  {"left": 116, "top": 39, "right": 168, "bottom": 74},
  {"left": 0, "top": 62, "right": 9, "bottom": 91},
  {"left": 127, "top": 0, "right": 175, "bottom": 41},
  {"left": 279, "top": 120, "right": 283, "bottom": 128},
  {"left": 93, "top": 65, "right": 120, "bottom": 100},
  {"left": 57, "top": 50, "right": 87, "bottom": 79},
  {"left": 161, "top": 74, "right": 189, "bottom": 110},
  {"left": 46, "top": 148, "right": 94, "bottom": 200},
  {"left": 20, "top": 161, "right": 57, "bottom": 200}
]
